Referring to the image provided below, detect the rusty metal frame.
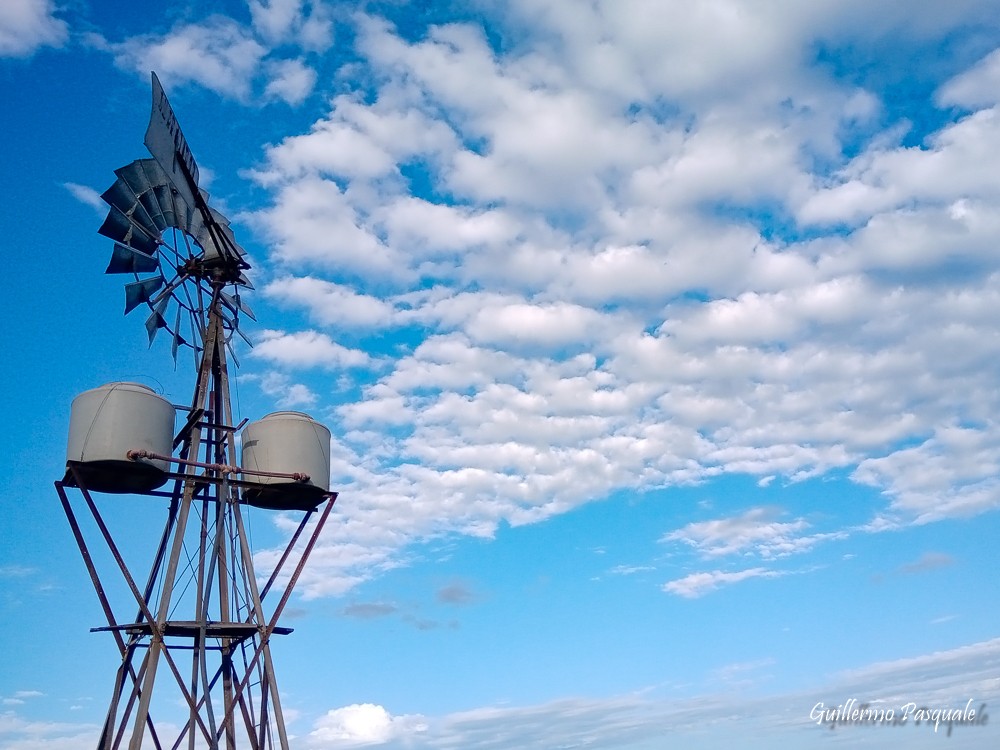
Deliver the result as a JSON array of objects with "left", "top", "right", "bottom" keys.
[
  {"left": 56, "top": 471, "right": 337, "bottom": 750},
  {"left": 58, "top": 285, "right": 338, "bottom": 750}
]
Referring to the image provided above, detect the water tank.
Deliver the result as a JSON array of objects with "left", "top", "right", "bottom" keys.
[
  {"left": 66, "top": 382, "right": 176, "bottom": 493},
  {"left": 240, "top": 411, "right": 331, "bottom": 510}
]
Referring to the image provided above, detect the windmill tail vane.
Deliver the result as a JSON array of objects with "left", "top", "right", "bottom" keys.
[{"left": 55, "top": 71, "right": 337, "bottom": 750}]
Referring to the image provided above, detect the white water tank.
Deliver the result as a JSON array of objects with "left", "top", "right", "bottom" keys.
[
  {"left": 66, "top": 382, "right": 176, "bottom": 493},
  {"left": 240, "top": 411, "right": 331, "bottom": 510}
]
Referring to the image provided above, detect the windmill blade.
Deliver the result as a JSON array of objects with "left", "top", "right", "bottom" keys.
[
  {"left": 190, "top": 344, "right": 202, "bottom": 372},
  {"left": 139, "top": 159, "right": 195, "bottom": 234},
  {"left": 152, "top": 184, "right": 179, "bottom": 231},
  {"left": 124, "top": 276, "right": 164, "bottom": 315},
  {"left": 186, "top": 200, "right": 244, "bottom": 264},
  {"left": 171, "top": 307, "right": 186, "bottom": 365},
  {"left": 221, "top": 308, "right": 239, "bottom": 339},
  {"left": 209, "top": 206, "right": 231, "bottom": 228},
  {"left": 221, "top": 307, "right": 254, "bottom": 351},
  {"left": 226, "top": 341, "right": 241, "bottom": 368},
  {"left": 234, "top": 323, "right": 254, "bottom": 349},
  {"left": 187, "top": 210, "right": 212, "bottom": 258},
  {"left": 130, "top": 159, "right": 196, "bottom": 235},
  {"left": 137, "top": 188, "right": 167, "bottom": 232},
  {"left": 135, "top": 180, "right": 169, "bottom": 233},
  {"left": 217, "top": 228, "right": 247, "bottom": 262},
  {"left": 101, "top": 179, "right": 158, "bottom": 238},
  {"left": 189, "top": 210, "right": 231, "bottom": 262},
  {"left": 234, "top": 292, "right": 255, "bottom": 321},
  {"left": 149, "top": 275, "right": 185, "bottom": 308},
  {"left": 116, "top": 159, "right": 165, "bottom": 195},
  {"left": 136, "top": 157, "right": 169, "bottom": 188},
  {"left": 107, "top": 159, "right": 182, "bottom": 235},
  {"left": 114, "top": 160, "right": 154, "bottom": 195},
  {"left": 237, "top": 272, "right": 254, "bottom": 290},
  {"left": 99, "top": 205, "right": 159, "bottom": 257},
  {"left": 188, "top": 306, "right": 205, "bottom": 355},
  {"left": 207, "top": 208, "right": 238, "bottom": 260},
  {"left": 176, "top": 190, "right": 195, "bottom": 235},
  {"left": 210, "top": 209, "right": 248, "bottom": 261},
  {"left": 105, "top": 243, "right": 158, "bottom": 274},
  {"left": 144, "top": 296, "right": 169, "bottom": 345},
  {"left": 220, "top": 290, "right": 256, "bottom": 322}
]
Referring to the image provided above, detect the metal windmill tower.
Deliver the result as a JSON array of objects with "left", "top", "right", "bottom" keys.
[{"left": 55, "top": 73, "right": 337, "bottom": 750}]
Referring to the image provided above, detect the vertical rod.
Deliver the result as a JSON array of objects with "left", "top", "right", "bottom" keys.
[
  {"left": 189, "top": 492, "right": 210, "bottom": 750},
  {"left": 219, "top": 495, "right": 336, "bottom": 744},
  {"left": 214, "top": 336, "right": 238, "bottom": 749},
  {"left": 129, "top": 302, "right": 221, "bottom": 749},
  {"left": 230, "top": 505, "right": 289, "bottom": 750}
]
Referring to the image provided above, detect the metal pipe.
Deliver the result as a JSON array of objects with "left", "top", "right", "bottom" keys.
[{"left": 126, "top": 449, "right": 311, "bottom": 483}]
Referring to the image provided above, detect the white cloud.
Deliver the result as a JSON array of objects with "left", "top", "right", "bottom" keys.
[
  {"left": 264, "top": 276, "right": 395, "bottom": 328},
  {"left": 607, "top": 565, "right": 655, "bottom": 576},
  {"left": 249, "top": 177, "right": 402, "bottom": 276},
  {"left": 464, "top": 301, "right": 613, "bottom": 348},
  {"left": 662, "top": 567, "right": 787, "bottom": 598},
  {"left": 0, "top": 0, "right": 67, "bottom": 57},
  {"left": 853, "top": 425, "right": 1000, "bottom": 523},
  {"left": 251, "top": 370, "right": 319, "bottom": 408},
  {"left": 249, "top": 0, "right": 332, "bottom": 52},
  {"left": 282, "top": 382, "right": 318, "bottom": 407},
  {"left": 252, "top": 329, "right": 372, "bottom": 369},
  {"left": 307, "top": 703, "right": 427, "bottom": 747},
  {"left": 63, "top": 182, "right": 104, "bottom": 216},
  {"left": 0, "top": 711, "right": 99, "bottom": 748},
  {"left": 108, "top": 17, "right": 267, "bottom": 101},
  {"left": 263, "top": 57, "right": 317, "bottom": 105},
  {"left": 663, "top": 507, "right": 834, "bottom": 559},
  {"left": 937, "top": 47, "right": 1000, "bottom": 109},
  {"left": 263, "top": 118, "right": 397, "bottom": 181},
  {"left": 379, "top": 198, "right": 519, "bottom": 257},
  {"left": 249, "top": 0, "right": 303, "bottom": 43},
  {"left": 797, "top": 110, "right": 1000, "bottom": 231}
]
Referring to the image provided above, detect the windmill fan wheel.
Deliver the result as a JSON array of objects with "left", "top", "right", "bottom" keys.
[{"left": 98, "top": 158, "right": 255, "bottom": 365}]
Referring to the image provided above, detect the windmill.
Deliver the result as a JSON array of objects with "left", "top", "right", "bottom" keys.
[{"left": 55, "top": 73, "right": 337, "bottom": 750}]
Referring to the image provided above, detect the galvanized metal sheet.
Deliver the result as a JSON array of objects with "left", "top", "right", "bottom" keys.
[
  {"left": 171, "top": 307, "right": 185, "bottom": 364},
  {"left": 143, "top": 72, "right": 201, "bottom": 214},
  {"left": 124, "top": 276, "right": 164, "bottom": 315},
  {"left": 144, "top": 296, "right": 170, "bottom": 343},
  {"left": 99, "top": 205, "right": 158, "bottom": 256},
  {"left": 105, "top": 243, "right": 158, "bottom": 274}
]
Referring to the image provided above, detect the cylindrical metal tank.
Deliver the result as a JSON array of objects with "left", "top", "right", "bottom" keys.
[
  {"left": 66, "top": 382, "right": 176, "bottom": 493},
  {"left": 240, "top": 411, "right": 331, "bottom": 510}
]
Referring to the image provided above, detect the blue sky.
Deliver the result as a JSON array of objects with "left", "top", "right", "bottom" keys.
[{"left": 3, "top": 0, "right": 1000, "bottom": 747}]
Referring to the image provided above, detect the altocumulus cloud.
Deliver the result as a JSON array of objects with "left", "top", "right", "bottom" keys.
[
  {"left": 253, "top": 329, "right": 372, "bottom": 369},
  {"left": 661, "top": 567, "right": 788, "bottom": 599},
  {"left": 79, "top": 1, "right": 1000, "bottom": 604}
]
